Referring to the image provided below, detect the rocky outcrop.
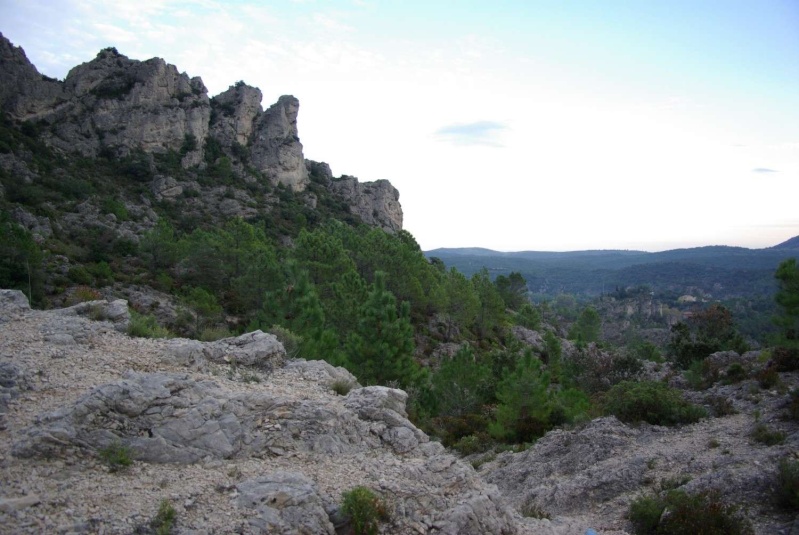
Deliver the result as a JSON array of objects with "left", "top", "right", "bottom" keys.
[
  {"left": 0, "top": 33, "right": 67, "bottom": 119},
  {"left": 1, "top": 34, "right": 404, "bottom": 228},
  {"left": 330, "top": 176, "right": 403, "bottom": 233},
  {"left": 0, "top": 38, "right": 210, "bottom": 163},
  {"left": 250, "top": 95, "right": 309, "bottom": 190},
  {"left": 209, "top": 83, "right": 263, "bottom": 149},
  {"left": 1, "top": 290, "right": 522, "bottom": 534}
]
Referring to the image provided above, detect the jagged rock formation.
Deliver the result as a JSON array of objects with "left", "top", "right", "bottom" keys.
[
  {"left": 0, "top": 290, "right": 529, "bottom": 534},
  {"left": 0, "top": 32, "right": 403, "bottom": 231},
  {"left": 330, "top": 176, "right": 404, "bottom": 233}
]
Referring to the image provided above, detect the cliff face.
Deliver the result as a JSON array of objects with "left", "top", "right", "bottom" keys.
[{"left": 0, "top": 33, "right": 397, "bottom": 221}]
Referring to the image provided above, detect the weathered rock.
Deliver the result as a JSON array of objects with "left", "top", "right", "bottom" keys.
[
  {"left": 0, "top": 494, "right": 41, "bottom": 513},
  {"left": 306, "top": 159, "right": 333, "bottom": 185},
  {"left": 0, "top": 289, "right": 31, "bottom": 315},
  {"left": 345, "top": 386, "right": 428, "bottom": 454},
  {"left": 251, "top": 95, "right": 309, "bottom": 191},
  {"left": 284, "top": 359, "right": 360, "bottom": 391},
  {"left": 150, "top": 175, "right": 183, "bottom": 200},
  {"left": 54, "top": 298, "right": 130, "bottom": 332},
  {"left": 330, "top": 176, "right": 403, "bottom": 233},
  {"left": 236, "top": 472, "right": 335, "bottom": 535},
  {"left": 483, "top": 417, "right": 644, "bottom": 516},
  {"left": 209, "top": 83, "right": 263, "bottom": 149},
  {"left": 0, "top": 32, "right": 67, "bottom": 119},
  {"left": 164, "top": 330, "right": 285, "bottom": 370},
  {"left": 10, "top": 206, "right": 52, "bottom": 242},
  {"left": 511, "top": 326, "right": 545, "bottom": 352}
]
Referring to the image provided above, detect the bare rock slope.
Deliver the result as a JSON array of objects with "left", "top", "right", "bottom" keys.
[{"left": 0, "top": 290, "right": 529, "bottom": 534}]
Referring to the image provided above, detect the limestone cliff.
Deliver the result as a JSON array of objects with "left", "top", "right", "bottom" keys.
[
  {"left": 330, "top": 176, "right": 404, "bottom": 233},
  {"left": 0, "top": 34, "right": 325, "bottom": 199}
]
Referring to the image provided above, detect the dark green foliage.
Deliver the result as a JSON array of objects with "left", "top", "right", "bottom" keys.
[
  {"left": 774, "top": 258, "right": 799, "bottom": 348},
  {"left": 604, "top": 381, "right": 706, "bottom": 426},
  {"left": 750, "top": 423, "right": 785, "bottom": 446},
  {"left": 346, "top": 272, "right": 420, "bottom": 387},
  {"left": 101, "top": 198, "right": 129, "bottom": 220},
  {"left": 657, "top": 491, "right": 752, "bottom": 535},
  {"left": 515, "top": 302, "right": 541, "bottom": 330},
  {"left": 429, "top": 346, "right": 492, "bottom": 417},
  {"left": 569, "top": 306, "right": 602, "bottom": 343},
  {"left": 629, "top": 491, "right": 752, "bottom": 535},
  {"left": 341, "top": 487, "right": 387, "bottom": 535},
  {"left": 770, "top": 346, "right": 799, "bottom": 372},
  {"left": 777, "top": 458, "right": 799, "bottom": 509},
  {"left": 151, "top": 499, "right": 177, "bottom": 535},
  {"left": 183, "top": 287, "right": 222, "bottom": 335},
  {"left": 788, "top": 389, "right": 799, "bottom": 420},
  {"left": 629, "top": 495, "right": 665, "bottom": 534},
  {"left": 723, "top": 362, "right": 747, "bottom": 384},
  {"left": 472, "top": 268, "right": 506, "bottom": 340},
  {"left": 98, "top": 440, "right": 133, "bottom": 472},
  {"left": 427, "top": 346, "right": 493, "bottom": 445},
  {"left": 489, "top": 351, "right": 589, "bottom": 443},
  {"left": 494, "top": 271, "right": 528, "bottom": 310},
  {"left": 90, "top": 72, "right": 136, "bottom": 100},
  {"left": 669, "top": 304, "right": 748, "bottom": 369},
  {"left": 128, "top": 311, "right": 173, "bottom": 339},
  {"left": 180, "top": 133, "right": 197, "bottom": 155},
  {"left": 0, "top": 214, "right": 45, "bottom": 304}
]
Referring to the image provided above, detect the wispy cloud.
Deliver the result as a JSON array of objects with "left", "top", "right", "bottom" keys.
[
  {"left": 752, "top": 167, "right": 778, "bottom": 173},
  {"left": 435, "top": 121, "right": 508, "bottom": 147}
]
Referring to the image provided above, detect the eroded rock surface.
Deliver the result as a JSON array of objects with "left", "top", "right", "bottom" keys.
[{"left": 0, "top": 291, "right": 526, "bottom": 534}]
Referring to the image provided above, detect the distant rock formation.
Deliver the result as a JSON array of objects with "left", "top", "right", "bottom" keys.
[
  {"left": 0, "top": 34, "right": 307, "bottom": 191},
  {"left": 330, "top": 176, "right": 404, "bottom": 233},
  {"left": 0, "top": 33, "right": 404, "bottom": 230}
]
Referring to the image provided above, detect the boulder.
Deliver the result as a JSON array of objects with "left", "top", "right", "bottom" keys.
[{"left": 236, "top": 472, "right": 335, "bottom": 535}]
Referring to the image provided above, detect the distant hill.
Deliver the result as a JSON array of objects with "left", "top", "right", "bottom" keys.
[
  {"left": 426, "top": 237, "right": 799, "bottom": 300},
  {"left": 772, "top": 235, "right": 799, "bottom": 250}
]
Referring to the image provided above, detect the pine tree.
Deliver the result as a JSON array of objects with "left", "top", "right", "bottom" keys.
[{"left": 346, "top": 272, "right": 419, "bottom": 387}]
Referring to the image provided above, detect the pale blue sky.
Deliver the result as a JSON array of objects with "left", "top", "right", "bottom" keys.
[{"left": 2, "top": 0, "right": 798, "bottom": 251}]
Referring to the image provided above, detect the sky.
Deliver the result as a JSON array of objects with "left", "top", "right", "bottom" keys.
[{"left": 1, "top": 0, "right": 798, "bottom": 252}]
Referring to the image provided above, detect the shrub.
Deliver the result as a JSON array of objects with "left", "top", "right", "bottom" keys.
[
  {"left": 723, "top": 362, "right": 747, "bottom": 384},
  {"left": 777, "top": 458, "right": 799, "bottom": 509},
  {"left": 705, "top": 395, "right": 737, "bottom": 417},
  {"left": 451, "top": 434, "right": 491, "bottom": 456},
  {"left": 772, "top": 347, "right": 799, "bottom": 372},
  {"left": 66, "top": 285, "right": 102, "bottom": 305},
  {"left": 788, "top": 389, "right": 799, "bottom": 420},
  {"left": 750, "top": 423, "right": 786, "bottom": 446},
  {"left": 268, "top": 325, "right": 302, "bottom": 359},
  {"left": 629, "top": 494, "right": 665, "bottom": 534},
  {"left": 657, "top": 490, "right": 752, "bottom": 535},
  {"left": 520, "top": 500, "right": 550, "bottom": 519},
  {"left": 98, "top": 440, "right": 133, "bottom": 472},
  {"left": 101, "top": 198, "right": 129, "bottom": 221},
  {"left": 629, "top": 491, "right": 752, "bottom": 535},
  {"left": 331, "top": 378, "right": 355, "bottom": 396},
  {"left": 127, "top": 310, "right": 173, "bottom": 339},
  {"left": 151, "top": 499, "right": 177, "bottom": 535},
  {"left": 757, "top": 367, "right": 780, "bottom": 389},
  {"left": 67, "top": 266, "right": 93, "bottom": 285},
  {"left": 604, "top": 381, "right": 707, "bottom": 426},
  {"left": 341, "top": 486, "right": 387, "bottom": 535},
  {"left": 199, "top": 326, "right": 232, "bottom": 341}
]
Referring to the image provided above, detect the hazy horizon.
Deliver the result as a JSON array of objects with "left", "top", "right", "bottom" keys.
[{"left": 1, "top": 0, "right": 797, "bottom": 252}]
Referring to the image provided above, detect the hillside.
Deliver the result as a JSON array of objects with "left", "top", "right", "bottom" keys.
[
  {"left": 3, "top": 32, "right": 799, "bottom": 535},
  {"left": 426, "top": 242, "right": 799, "bottom": 299}
]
